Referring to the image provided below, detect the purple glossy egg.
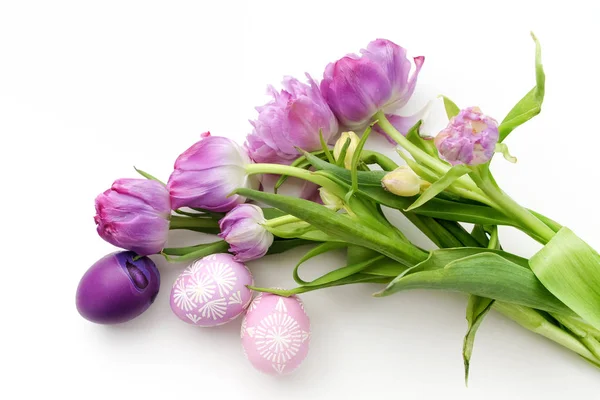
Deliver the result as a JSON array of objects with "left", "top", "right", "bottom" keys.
[
  {"left": 76, "top": 251, "right": 160, "bottom": 324},
  {"left": 170, "top": 253, "right": 253, "bottom": 327}
]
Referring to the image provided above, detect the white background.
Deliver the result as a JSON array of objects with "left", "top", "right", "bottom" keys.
[{"left": 1, "top": 1, "right": 599, "bottom": 399}]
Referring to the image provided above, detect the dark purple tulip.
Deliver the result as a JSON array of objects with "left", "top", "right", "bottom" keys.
[{"left": 76, "top": 251, "right": 160, "bottom": 324}]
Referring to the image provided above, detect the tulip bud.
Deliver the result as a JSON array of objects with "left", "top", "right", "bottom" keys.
[
  {"left": 319, "top": 187, "right": 344, "bottom": 210},
  {"left": 76, "top": 251, "right": 160, "bottom": 324},
  {"left": 434, "top": 107, "right": 499, "bottom": 166},
  {"left": 218, "top": 204, "right": 274, "bottom": 262},
  {"left": 167, "top": 134, "right": 259, "bottom": 212},
  {"left": 381, "top": 166, "right": 426, "bottom": 197},
  {"left": 333, "top": 131, "right": 359, "bottom": 169},
  {"left": 94, "top": 178, "right": 171, "bottom": 256}
]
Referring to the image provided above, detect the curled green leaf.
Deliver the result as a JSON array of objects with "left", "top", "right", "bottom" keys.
[
  {"left": 498, "top": 33, "right": 545, "bottom": 142},
  {"left": 293, "top": 242, "right": 348, "bottom": 285},
  {"left": 463, "top": 295, "right": 495, "bottom": 385}
]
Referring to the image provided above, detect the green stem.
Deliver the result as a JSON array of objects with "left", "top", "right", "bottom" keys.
[
  {"left": 246, "top": 163, "right": 346, "bottom": 198},
  {"left": 529, "top": 210, "right": 562, "bottom": 233},
  {"left": 161, "top": 240, "right": 229, "bottom": 263},
  {"left": 360, "top": 150, "right": 399, "bottom": 171},
  {"left": 374, "top": 111, "right": 449, "bottom": 176},
  {"left": 162, "top": 244, "right": 209, "bottom": 256},
  {"left": 469, "top": 170, "right": 555, "bottom": 244},
  {"left": 265, "top": 214, "right": 302, "bottom": 228},
  {"left": 169, "top": 215, "right": 220, "bottom": 230},
  {"left": 249, "top": 274, "right": 393, "bottom": 297},
  {"left": 494, "top": 302, "right": 600, "bottom": 365}
]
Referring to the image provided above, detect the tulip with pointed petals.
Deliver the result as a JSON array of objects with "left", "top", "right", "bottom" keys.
[{"left": 167, "top": 134, "right": 259, "bottom": 212}]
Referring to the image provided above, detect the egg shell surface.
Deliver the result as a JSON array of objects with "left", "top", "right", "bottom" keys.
[
  {"left": 170, "top": 253, "right": 253, "bottom": 326},
  {"left": 241, "top": 292, "right": 310, "bottom": 375}
]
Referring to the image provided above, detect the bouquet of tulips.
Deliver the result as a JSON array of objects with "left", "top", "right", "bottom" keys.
[{"left": 77, "top": 33, "right": 600, "bottom": 381}]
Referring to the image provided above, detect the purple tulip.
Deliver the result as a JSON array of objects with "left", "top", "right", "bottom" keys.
[
  {"left": 167, "top": 133, "right": 259, "bottom": 212},
  {"left": 76, "top": 251, "right": 160, "bottom": 324},
  {"left": 95, "top": 178, "right": 171, "bottom": 256},
  {"left": 320, "top": 39, "right": 424, "bottom": 132},
  {"left": 434, "top": 107, "right": 499, "bottom": 165},
  {"left": 245, "top": 75, "right": 339, "bottom": 164},
  {"left": 218, "top": 204, "right": 274, "bottom": 262}
]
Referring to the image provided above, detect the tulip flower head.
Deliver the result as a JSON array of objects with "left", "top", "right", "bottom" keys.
[
  {"left": 167, "top": 134, "right": 259, "bottom": 212},
  {"left": 94, "top": 179, "right": 171, "bottom": 256},
  {"left": 246, "top": 75, "right": 339, "bottom": 164},
  {"left": 218, "top": 204, "right": 274, "bottom": 262},
  {"left": 434, "top": 107, "right": 499, "bottom": 166},
  {"left": 381, "top": 166, "right": 428, "bottom": 197},
  {"left": 333, "top": 131, "right": 360, "bottom": 169},
  {"left": 320, "top": 39, "right": 424, "bottom": 131}
]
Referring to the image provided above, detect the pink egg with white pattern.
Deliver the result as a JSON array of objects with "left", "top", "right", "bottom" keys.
[
  {"left": 170, "top": 253, "right": 253, "bottom": 327},
  {"left": 241, "top": 292, "right": 310, "bottom": 375}
]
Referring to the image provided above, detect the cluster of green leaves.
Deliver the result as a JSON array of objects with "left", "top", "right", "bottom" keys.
[{"left": 236, "top": 33, "right": 600, "bottom": 381}]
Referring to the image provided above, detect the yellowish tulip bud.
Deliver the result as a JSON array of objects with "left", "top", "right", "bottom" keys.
[
  {"left": 381, "top": 166, "right": 426, "bottom": 197},
  {"left": 333, "top": 131, "right": 360, "bottom": 169},
  {"left": 319, "top": 187, "right": 344, "bottom": 211}
]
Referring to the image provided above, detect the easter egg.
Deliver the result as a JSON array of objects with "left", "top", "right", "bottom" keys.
[
  {"left": 170, "top": 253, "right": 253, "bottom": 326},
  {"left": 241, "top": 292, "right": 310, "bottom": 375},
  {"left": 76, "top": 251, "right": 160, "bottom": 324}
]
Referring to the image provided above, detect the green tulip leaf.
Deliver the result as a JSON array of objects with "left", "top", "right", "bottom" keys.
[
  {"left": 360, "top": 150, "right": 399, "bottom": 171},
  {"left": 161, "top": 240, "right": 230, "bottom": 263},
  {"left": 134, "top": 166, "right": 166, "bottom": 185},
  {"left": 376, "top": 252, "right": 571, "bottom": 315},
  {"left": 266, "top": 239, "right": 315, "bottom": 256},
  {"left": 498, "top": 33, "right": 545, "bottom": 142},
  {"left": 530, "top": 227, "right": 600, "bottom": 330},
  {"left": 347, "top": 246, "right": 381, "bottom": 264},
  {"left": 299, "top": 254, "right": 386, "bottom": 287},
  {"left": 319, "top": 129, "right": 335, "bottom": 163},
  {"left": 336, "top": 137, "right": 352, "bottom": 168},
  {"left": 293, "top": 242, "right": 348, "bottom": 285},
  {"left": 404, "top": 120, "right": 437, "bottom": 157},
  {"left": 440, "top": 95, "right": 461, "bottom": 119},
  {"left": 463, "top": 295, "right": 494, "bottom": 385},
  {"left": 249, "top": 273, "right": 392, "bottom": 297},
  {"left": 405, "top": 164, "right": 471, "bottom": 211}
]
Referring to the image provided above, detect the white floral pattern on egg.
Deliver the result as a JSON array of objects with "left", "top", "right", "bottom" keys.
[
  {"left": 241, "top": 293, "right": 310, "bottom": 375},
  {"left": 170, "top": 253, "right": 253, "bottom": 327}
]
